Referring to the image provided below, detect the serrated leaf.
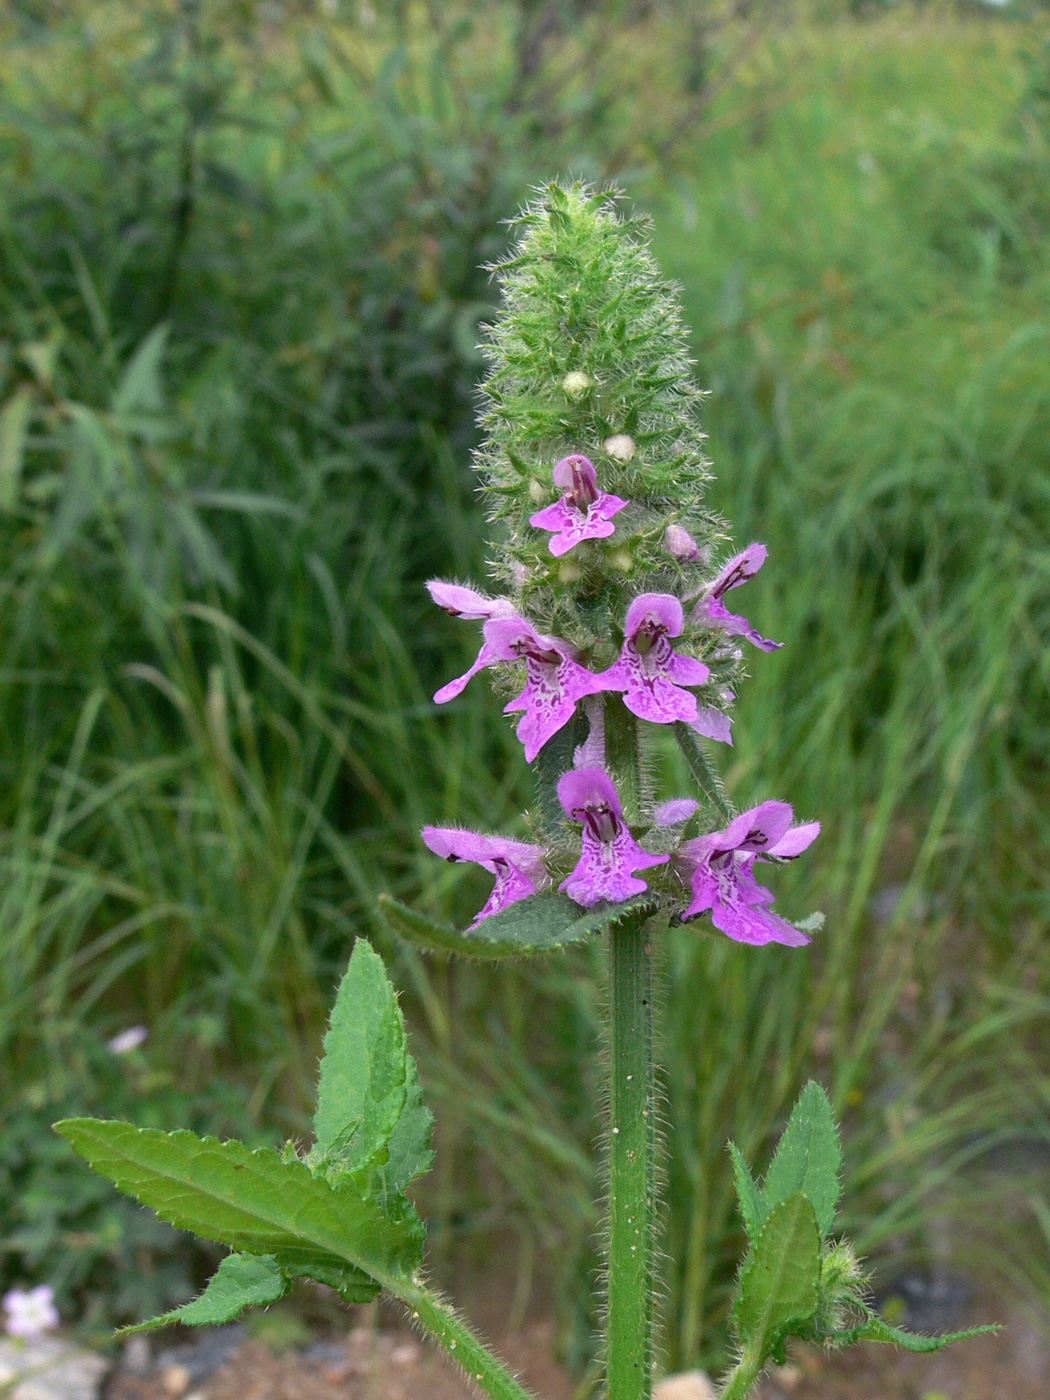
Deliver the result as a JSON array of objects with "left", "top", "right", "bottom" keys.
[
  {"left": 312, "top": 940, "right": 407, "bottom": 1178},
  {"left": 759, "top": 1082, "right": 841, "bottom": 1237},
  {"left": 121, "top": 1253, "right": 288, "bottom": 1332},
  {"left": 54, "top": 1120, "right": 423, "bottom": 1291},
  {"left": 378, "top": 891, "right": 654, "bottom": 959},
  {"left": 729, "top": 1140, "right": 762, "bottom": 1240},
  {"left": 830, "top": 1312, "right": 999, "bottom": 1352},
  {"left": 381, "top": 1056, "right": 434, "bottom": 1197},
  {"left": 734, "top": 1194, "right": 821, "bottom": 1361}
]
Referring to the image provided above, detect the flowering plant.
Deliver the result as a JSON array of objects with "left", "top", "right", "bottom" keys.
[{"left": 55, "top": 185, "right": 990, "bottom": 1399}]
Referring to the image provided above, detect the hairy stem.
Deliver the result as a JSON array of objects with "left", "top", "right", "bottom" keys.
[
  {"left": 672, "top": 722, "right": 735, "bottom": 822},
  {"left": 717, "top": 1339, "right": 764, "bottom": 1400},
  {"left": 392, "top": 1278, "right": 538, "bottom": 1400},
  {"left": 605, "top": 909, "right": 656, "bottom": 1400}
]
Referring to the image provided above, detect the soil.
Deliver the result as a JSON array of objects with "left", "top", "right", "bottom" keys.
[{"left": 104, "top": 1296, "right": 1048, "bottom": 1400}]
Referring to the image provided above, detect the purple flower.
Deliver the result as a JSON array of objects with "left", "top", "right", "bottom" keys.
[
  {"left": 428, "top": 579, "right": 520, "bottom": 704},
  {"left": 691, "top": 705, "right": 733, "bottom": 746},
  {"left": 677, "top": 800, "right": 820, "bottom": 946},
  {"left": 433, "top": 614, "right": 604, "bottom": 760},
  {"left": 558, "top": 768, "right": 668, "bottom": 907},
  {"left": 3, "top": 1285, "right": 59, "bottom": 1339},
  {"left": 426, "top": 579, "right": 516, "bottom": 620},
  {"left": 422, "top": 827, "right": 547, "bottom": 927},
  {"left": 689, "top": 543, "right": 783, "bottom": 651},
  {"left": 489, "top": 616, "right": 607, "bottom": 762},
  {"left": 599, "top": 594, "right": 711, "bottom": 725},
  {"left": 654, "top": 798, "right": 699, "bottom": 825},
  {"left": 529, "top": 454, "right": 628, "bottom": 557}
]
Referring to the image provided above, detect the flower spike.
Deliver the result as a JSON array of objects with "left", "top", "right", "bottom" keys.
[
  {"left": 558, "top": 767, "right": 668, "bottom": 907},
  {"left": 690, "top": 542, "right": 783, "bottom": 651},
  {"left": 599, "top": 593, "right": 711, "bottom": 725},
  {"left": 422, "top": 827, "right": 548, "bottom": 927},
  {"left": 529, "top": 454, "right": 628, "bottom": 557},
  {"left": 677, "top": 800, "right": 820, "bottom": 945}
]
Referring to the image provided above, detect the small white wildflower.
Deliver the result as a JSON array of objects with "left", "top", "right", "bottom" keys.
[
  {"left": 603, "top": 433, "right": 636, "bottom": 462},
  {"left": 3, "top": 1285, "right": 59, "bottom": 1339},
  {"left": 108, "top": 1025, "right": 148, "bottom": 1055}
]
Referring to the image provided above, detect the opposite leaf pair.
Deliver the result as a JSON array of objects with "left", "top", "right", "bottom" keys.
[{"left": 723, "top": 1083, "right": 995, "bottom": 1399}]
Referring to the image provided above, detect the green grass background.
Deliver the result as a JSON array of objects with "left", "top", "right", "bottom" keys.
[{"left": 0, "top": 0, "right": 1047, "bottom": 1372}]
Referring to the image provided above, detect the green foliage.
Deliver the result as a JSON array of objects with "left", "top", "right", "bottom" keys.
[
  {"left": 122, "top": 1253, "right": 288, "bottom": 1333},
  {"left": 753, "top": 1083, "right": 842, "bottom": 1239},
  {"left": 721, "top": 1084, "right": 997, "bottom": 1396},
  {"left": 733, "top": 1195, "right": 821, "bottom": 1366},
  {"left": 56, "top": 939, "right": 433, "bottom": 1329},
  {"left": 54, "top": 1121, "right": 422, "bottom": 1291},
  {"left": 379, "top": 891, "right": 655, "bottom": 958},
  {"left": 312, "top": 940, "right": 415, "bottom": 1179}
]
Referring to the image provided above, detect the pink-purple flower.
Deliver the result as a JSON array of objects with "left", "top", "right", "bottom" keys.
[
  {"left": 599, "top": 594, "right": 711, "bottom": 725},
  {"left": 422, "top": 827, "right": 548, "bottom": 927},
  {"left": 433, "top": 611, "right": 605, "bottom": 760},
  {"left": 528, "top": 455, "right": 628, "bottom": 557},
  {"left": 677, "top": 800, "right": 820, "bottom": 945},
  {"left": 3, "top": 1285, "right": 59, "bottom": 1339},
  {"left": 427, "top": 579, "right": 516, "bottom": 620},
  {"left": 689, "top": 543, "right": 783, "bottom": 651},
  {"left": 428, "top": 580, "right": 520, "bottom": 704},
  {"left": 558, "top": 768, "right": 668, "bottom": 907}
]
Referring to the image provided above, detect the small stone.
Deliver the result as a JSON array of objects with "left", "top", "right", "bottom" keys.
[
  {"left": 161, "top": 1363, "right": 191, "bottom": 1395},
  {"left": 773, "top": 1363, "right": 803, "bottom": 1390},
  {"left": 0, "top": 1338, "right": 108, "bottom": 1400},
  {"left": 121, "top": 1335, "right": 151, "bottom": 1376},
  {"left": 654, "top": 1370, "right": 716, "bottom": 1400}
]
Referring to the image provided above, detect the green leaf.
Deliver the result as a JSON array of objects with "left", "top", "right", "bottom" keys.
[
  {"left": 54, "top": 1120, "right": 423, "bottom": 1292},
  {"left": 729, "top": 1140, "right": 762, "bottom": 1240},
  {"left": 830, "top": 1311, "right": 999, "bottom": 1353},
  {"left": 734, "top": 1194, "right": 821, "bottom": 1362},
  {"left": 312, "top": 940, "right": 408, "bottom": 1177},
  {"left": 381, "top": 1056, "right": 434, "bottom": 1197},
  {"left": 121, "top": 1253, "right": 288, "bottom": 1332},
  {"left": 379, "top": 891, "right": 654, "bottom": 959},
  {"left": 112, "top": 324, "right": 168, "bottom": 418},
  {"left": 759, "top": 1082, "right": 841, "bottom": 1237},
  {"left": 0, "top": 388, "right": 33, "bottom": 511}
]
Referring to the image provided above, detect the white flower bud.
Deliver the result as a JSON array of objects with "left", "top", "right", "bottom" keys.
[
  {"left": 528, "top": 478, "right": 547, "bottom": 504},
  {"left": 561, "top": 370, "right": 592, "bottom": 397},
  {"left": 604, "top": 433, "right": 636, "bottom": 462}
]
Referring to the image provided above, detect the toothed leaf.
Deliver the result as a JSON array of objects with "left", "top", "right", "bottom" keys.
[
  {"left": 830, "top": 1312, "right": 999, "bottom": 1352},
  {"left": 380, "top": 1055, "right": 434, "bottom": 1196},
  {"left": 729, "top": 1140, "right": 763, "bottom": 1240},
  {"left": 759, "top": 1082, "right": 841, "bottom": 1237},
  {"left": 734, "top": 1194, "right": 821, "bottom": 1361},
  {"left": 54, "top": 1120, "right": 423, "bottom": 1292},
  {"left": 121, "top": 1252, "right": 288, "bottom": 1332},
  {"left": 379, "top": 891, "right": 654, "bottom": 958},
  {"left": 312, "top": 940, "right": 407, "bottom": 1177}
]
